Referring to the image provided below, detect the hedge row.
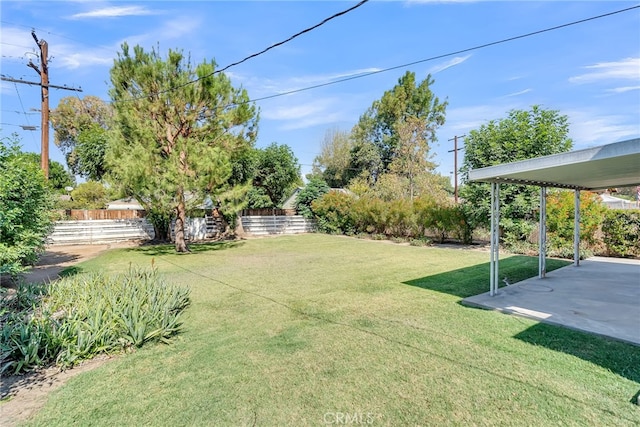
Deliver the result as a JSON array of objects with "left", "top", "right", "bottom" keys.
[
  {"left": 310, "top": 191, "right": 639, "bottom": 258},
  {"left": 311, "top": 192, "right": 473, "bottom": 244}
]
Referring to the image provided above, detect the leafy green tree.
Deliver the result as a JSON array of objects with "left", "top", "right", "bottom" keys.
[
  {"left": 311, "top": 128, "right": 353, "bottom": 187},
  {"left": 250, "top": 143, "right": 301, "bottom": 208},
  {"left": 18, "top": 152, "right": 75, "bottom": 192},
  {"left": 460, "top": 105, "right": 573, "bottom": 240},
  {"left": 107, "top": 43, "right": 258, "bottom": 252},
  {"left": 0, "top": 135, "right": 53, "bottom": 276},
  {"left": 73, "top": 123, "right": 109, "bottom": 181},
  {"left": 50, "top": 95, "right": 113, "bottom": 177},
  {"left": 388, "top": 116, "right": 438, "bottom": 200},
  {"left": 294, "top": 177, "right": 330, "bottom": 218},
  {"left": 68, "top": 181, "right": 110, "bottom": 209},
  {"left": 350, "top": 71, "right": 447, "bottom": 180}
]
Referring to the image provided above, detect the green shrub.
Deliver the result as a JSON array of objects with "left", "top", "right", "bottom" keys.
[
  {"left": 386, "top": 198, "right": 414, "bottom": 237},
  {"left": 453, "top": 204, "right": 474, "bottom": 244},
  {"left": 1, "top": 266, "right": 190, "bottom": 375},
  {"left": 311, "top": 191, "right": 355, "bottom": 234},
  {"left": 0, "top": 137, "right": 54, "bottom": 276},
  {"left": 602, "top": 209, "right": 640, "bottom": 258},
  {"left": 294, "top": 177, "right": 330, "bottom": 219},
  {"left": 546, "top": 191, "right": 605, "bottom": 257}
]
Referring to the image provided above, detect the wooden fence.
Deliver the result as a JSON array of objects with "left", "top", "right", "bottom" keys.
[
  {"left": 240, "top": 208, "right": 296, "bottom": 216},
  {"left": 55, "top": 209, "right": 147, "bottom": 220}
]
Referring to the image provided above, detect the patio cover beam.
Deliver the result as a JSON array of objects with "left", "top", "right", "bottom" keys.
[{"left": 468, "top": 138, "right": 640, "bottom": 296}]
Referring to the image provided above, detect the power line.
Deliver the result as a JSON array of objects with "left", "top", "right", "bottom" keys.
[
  {"left": 217, "top": 0, "right": 369, "bottom": 74},
  {"left": 0, "top": 21, "right": 117, "bottom": 54},
  {"left": 118, "top": 0, "right": 370, "bottom": 102},
  {"left": 0, "top": 122, "right": 39, "bottom": 130},
  {"left": 1, "top": 109, "right": 38, "bottom": 115},
  {"left": 242, "top": 3, "right": 640, "bottom": 104},
  {"left": 13, "top": 83, "right": 38, "bottom": 148},
  {"left": 151, "top": 252, "right": 633, "bottom": 421},
  {"left": 1, "top": 74, "right": 83, "bottom": 91},
  {"left": 0, "top": 41, "right": 34, "bottom": 50}
]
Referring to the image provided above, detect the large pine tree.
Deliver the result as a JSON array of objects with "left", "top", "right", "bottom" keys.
[{"left": 108, "top": 44, "right": 258, "bottom": 252}]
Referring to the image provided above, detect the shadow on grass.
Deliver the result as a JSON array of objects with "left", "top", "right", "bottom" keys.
[
  {"left": 130, "top": 240, "right": 245, "bottom": 257},
  {"left": 403, "top": 255, "right": 571, "bottom": 299},
  {"left": 404, "top": 255, "right": 639, "bottom": 389},
  {"left": 59, "top": 266, "right": 84, "bottom": 278},
  {"left": 514, "top": 323, "right": 640, "bottom": 384}
]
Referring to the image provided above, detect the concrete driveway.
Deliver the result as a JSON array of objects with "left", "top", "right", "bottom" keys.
[{"left": 463, "top": 256, "right": 640, "bottom": 345}]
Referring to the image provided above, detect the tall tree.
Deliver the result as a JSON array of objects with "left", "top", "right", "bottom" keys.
[
  {"left": 388, "top": 116, "right": 438, "bottom": 200},
  {"left": 73, "top": 123, "right": 109, "bottom": 181},
  {"left": 460, "top": 105, "right": 573, "bottom": 234},
  {"left": 249, "top": 143, "right": 301, "bottom": 208},
  {"left": 50, "top": 95, "right": 113, "bottom": 177},
  {"left": 107, "top": 43, "right": 258, "bottom": 252},
  {"left": 350, "top": 71, "right": 447, "bottom": 180},
  {"left": 311, "top": 128, "right": 353, "bottom": 187},
  {"left": 18, "top": 152, "right": 75, "bottom": 192}
]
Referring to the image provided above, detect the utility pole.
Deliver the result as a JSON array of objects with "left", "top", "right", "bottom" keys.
[
  {"left": 1, "top": 30, "right": 82, "bottom": 180},
  {"left": 447, "top": 135, "right": 465, "bottom": 203},
  {"left": 29, "top": 31, "right": 49, "bottom": 178}
]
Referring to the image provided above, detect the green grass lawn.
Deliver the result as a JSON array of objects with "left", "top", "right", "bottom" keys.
[{"left": 25, "top": 234, "right": 640, "bottom": 426}]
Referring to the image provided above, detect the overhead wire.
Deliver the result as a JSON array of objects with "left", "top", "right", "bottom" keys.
[
  {"left": 151, "top": 251, "right": 637, "bottom": 423},
  {"left": 117, "top": 0, "right": 370, "bottom": 102},
  {"left": 241, "top": 3, "right": 640, "bottom": 105},
  {"left": 4, "top": 3, "right": 636, "bottom": 112},
  {"left": 0, "top": 20, "right": 117, "bottom": 54},
  {"left": 13, "top": 83, "right": 38, "bottom": 149}
]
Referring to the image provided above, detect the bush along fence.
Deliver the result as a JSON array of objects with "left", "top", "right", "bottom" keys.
[
  {"left": 309, "top": 191, "right": 639, "bottom": 258},
  {"left": 311, "top": 192, "right": 473, "bottom": 244}
]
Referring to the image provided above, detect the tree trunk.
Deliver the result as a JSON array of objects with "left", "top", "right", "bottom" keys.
[
  {"left": 153, "top": 223, "right": 169, "bottom": 242},
  {"left": 174, "top": 188, "right": 190, "bottom": 253}
]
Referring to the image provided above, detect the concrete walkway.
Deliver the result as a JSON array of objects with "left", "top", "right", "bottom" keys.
[{"left": 463, "top": 257, "right": 640, "bottom": 345}]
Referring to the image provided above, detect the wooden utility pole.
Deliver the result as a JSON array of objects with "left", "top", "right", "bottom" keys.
[
  {"left": 447, "top": 135, "right": 465, "bottom": 203},
  {"left": 29, "top": 31, "right": 49, "bottom": 178},
  {"left": 1, "top": 31, "right": 82, "bottom": 180}
]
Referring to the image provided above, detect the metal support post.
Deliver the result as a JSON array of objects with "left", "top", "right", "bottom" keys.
[
  {"left": 490, "top": 182, "right": 500, "bottom": 296},
  {"left": 574, "top": 190, "right": 581, "bottom": 266},
  {"left": 539, "top": 186, "right": 547, "bottom": 279}
]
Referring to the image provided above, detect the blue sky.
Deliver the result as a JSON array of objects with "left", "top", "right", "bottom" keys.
[{"left": 1, "top": 1, "right": 639, "bottom": 183}]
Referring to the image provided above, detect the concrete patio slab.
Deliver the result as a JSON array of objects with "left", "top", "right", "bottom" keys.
[{"left": 463, "top": 256, "right": 640, "bottom": 345}]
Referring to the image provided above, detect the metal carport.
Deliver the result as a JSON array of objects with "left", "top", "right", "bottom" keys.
[{"left": 467, "top": 138, "right": 640, "bottom": 296}]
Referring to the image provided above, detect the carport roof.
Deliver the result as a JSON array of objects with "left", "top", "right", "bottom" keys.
[{"left": 468, "top": 138, "right": 640, "bottom": 190}]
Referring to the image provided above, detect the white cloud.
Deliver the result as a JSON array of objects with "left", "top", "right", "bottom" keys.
[
  {"left": 569, "top": 57, "right": 640, "bottom": 84},
  {"left": 289, "top": 68, "right": 383, "bottom": 85},
  {"left": 443, "top": 103, "right": 517, "bottom": 134},
  {"left": 406, "top": 0, "right": 479, "bottom": 4},
  {"left": 428, "top": 55, "right": 471, "bottom": 74},
  {"left": 0, "top": 26, "right": 115, "bottom": 70},
  {"left": 261, "top": 97, "right": 350, "bottom": 130},
  {"left": 606, "top": 86, "right": 640, "bottom": 94},
  {"left": 504, "top": 88, "right": 532, "bottom": 97},
  {"left": 158, "top": 17, "right": 201, "bottom": 40},
  {"left": 69, "top": 6, "right": 156, "bottom": 19},
  {"left": 566, "top": 109, "right": 639, "bottom": 147},
  {"left": 0, "top": 27, "right": 40, "bottom": 58},
  {"left": 227, "top": 67, "right": 383, "bottom": 98},
  {"left": 53, "top": 45, "right": 114, "bottom": 69}
]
